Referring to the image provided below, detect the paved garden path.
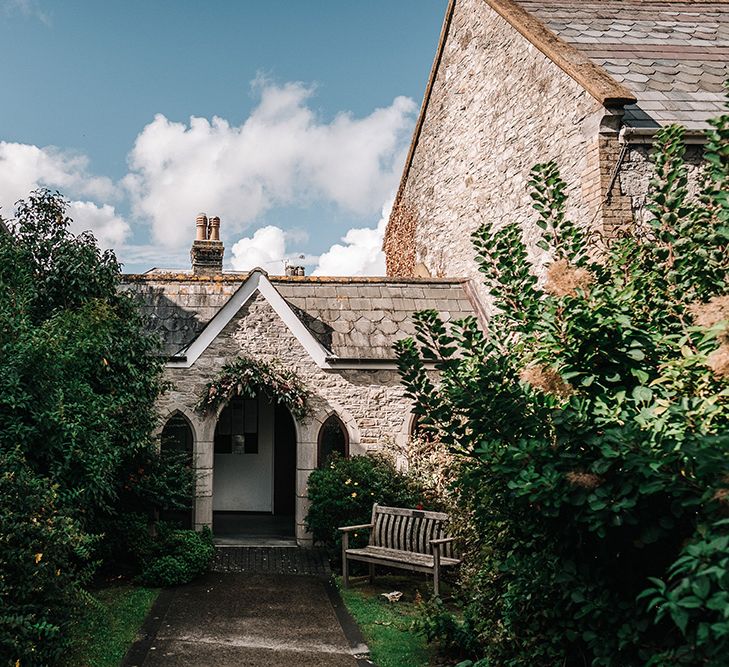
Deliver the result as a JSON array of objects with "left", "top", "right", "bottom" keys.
[{"left": 124, "top": 548, "right": 371, "bottom": 667}]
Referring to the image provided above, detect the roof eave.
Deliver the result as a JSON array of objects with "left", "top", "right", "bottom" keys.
[
  {"left": 620, "top": 126, "right": 710, "bottom": 145},
  {"left": 324, "top": 356, "right": 439, "bottom": 370},
  {"left": 484, "top": 0, "right": 636, "bottom": 107}
]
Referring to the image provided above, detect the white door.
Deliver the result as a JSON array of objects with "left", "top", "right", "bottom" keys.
[{"left": 213, "top": 397, "right": 274, "bottom": 512}]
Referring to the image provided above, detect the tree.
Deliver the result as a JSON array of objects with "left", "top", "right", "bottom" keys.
[
  {"left": 396, "top": 112, "right": 729, "bottom": 665},
  {"left": 0, "top": 191, "right": 192, "bottom": 665}
]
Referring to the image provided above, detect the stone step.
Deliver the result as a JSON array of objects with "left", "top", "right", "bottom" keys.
[{"left": 211, "top": 546, "right": 331, "bottom": 577}]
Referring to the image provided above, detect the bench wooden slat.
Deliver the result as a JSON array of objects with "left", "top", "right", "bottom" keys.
[
  {"left": 428, "top": 518, "right": 438, "bottom": 554},
  {"left": 408, "top": 514, "right": 419, "bottom": 553},
  {"left": 346, "top": 546, "right": 460, "bottom": 571},
  {"left": 375, "top": 505, "right": 449, "bottom": 520},
  {"left": 417, "top": 516, "right": 428, "bottom": 554},
  {"left": 397, "top": 514, "right": 407, "bottom": 552},
  {"left": 376, "top": 511, "right": 387, "bottom": 548}
]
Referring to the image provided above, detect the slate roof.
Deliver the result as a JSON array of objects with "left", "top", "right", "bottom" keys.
[
  {"left": 121, "top": 273, "right": 477, "bottom": 361},
  {"left": 276, "top": 280, "right": 475, "bottom": 360},
  {"left": 516, "top": 0, "right": 729, "bottom": 129}
]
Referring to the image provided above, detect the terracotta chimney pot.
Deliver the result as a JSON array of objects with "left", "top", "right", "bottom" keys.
[
  {"left": 209, "top": 216, "right": 221, "bottom": 242},
  {"left": 191, "top": 213, "right": 224, "bottom": 275},
  {"left": 195, "top": 213, "right": 208, "bottom": 241}
]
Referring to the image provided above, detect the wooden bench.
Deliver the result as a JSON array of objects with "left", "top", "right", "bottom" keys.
[{"left": 339, "top": 503, "right": 459, "bottom": 596}]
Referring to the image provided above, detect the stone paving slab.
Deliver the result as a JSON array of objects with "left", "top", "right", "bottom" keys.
[{"left": 125, "top": 569, "right": 369, "bottom": 667}]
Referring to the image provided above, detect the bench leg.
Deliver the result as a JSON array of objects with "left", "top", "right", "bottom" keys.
[
  {"left": 433, "top": 546, "right": 441, "bottom": 597},
  {"left": 369, "top": 563, "right": 375, "bottom": 584},
  {"left": 342, "top": 533, "right": 350, "bottom": 589}
]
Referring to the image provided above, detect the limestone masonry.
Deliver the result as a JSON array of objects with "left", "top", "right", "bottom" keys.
[
  {"left": 385, "top": 0, "right": 728, "bottom": 306},
  {"left": 123, "top": 269, "right": 477, "bottom": 544}
]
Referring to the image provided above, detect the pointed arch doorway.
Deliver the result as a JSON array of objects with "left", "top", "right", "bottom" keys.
[{"left": 212, "top": 395, "right": 297, "bottom": 543}]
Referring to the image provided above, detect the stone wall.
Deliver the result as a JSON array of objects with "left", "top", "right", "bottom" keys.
[
  {"left": 616, "top": 142, "right": 706, "bottom": 234},
  {"left": 386, "top": 0, "right": 606, "bottom": 306},
  {"left": 386, "top": 0, "right": 712, "bottom": 301},
  {"left": 156, "top": 293, "right": 414, "bottom": 544}
]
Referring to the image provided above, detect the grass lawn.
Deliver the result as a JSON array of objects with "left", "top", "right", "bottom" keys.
[
  {"left": 337, "top": 573, "right": 445, "bottom": 667},
  {"left": 62, "top": 584, "right": 158, "bottom": 667}
]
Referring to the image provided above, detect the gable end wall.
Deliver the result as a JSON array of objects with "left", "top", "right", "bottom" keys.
[{"left": 387, "top": 0, "right": 607, "bottom": 305}]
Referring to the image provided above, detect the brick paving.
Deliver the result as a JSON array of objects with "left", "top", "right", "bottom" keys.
[{"left": 211, "top": 546, "right": 331, "bottom": 577}]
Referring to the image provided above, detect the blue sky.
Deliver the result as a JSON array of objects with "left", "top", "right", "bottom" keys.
[{"left": 0, "top": 0, "right": 447, "bottom": 273}]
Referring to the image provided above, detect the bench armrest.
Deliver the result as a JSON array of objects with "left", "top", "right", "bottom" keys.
[
  {"left": 430, "top": 537, "right": 455, "bottom": 545},
  {"left": 339, "top": 523, "right": 374, "bottom": 533}
]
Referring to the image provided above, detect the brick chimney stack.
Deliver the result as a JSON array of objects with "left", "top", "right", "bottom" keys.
[{"left": 190, "top": 212, "right": 224, "bottom": 275}]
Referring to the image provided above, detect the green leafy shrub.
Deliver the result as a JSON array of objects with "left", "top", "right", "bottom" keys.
[
  {"left": 0, "top": 191, "right": 194, "bottom": 660},
  {"left": 0, "top": 452, "right": 95, "bottom": 666},
  {"left": 396, "top": 112, "right": 729, "bottom": 665},
  {"left": 640, "top": 519, "right": 729, "bottom": 666},
  {"left": 305, "top": 453, "right": 422, "bottom": 560},
  {"left": 414, "top": 596, "right": 481, "bottom": 662},
  {"left": 137, "top": 527, "right": 214, "bottom": 587}
]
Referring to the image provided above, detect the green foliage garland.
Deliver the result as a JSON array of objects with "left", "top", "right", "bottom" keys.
[
  {"left": 396, "top": 107, "right": 729, "bottom": 666},
  {"left": 197, "top": 355, "right": 310, "bottom": 420}
]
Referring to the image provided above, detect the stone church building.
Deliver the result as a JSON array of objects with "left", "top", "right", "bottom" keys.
[
  {"left": 122, "top": 216, "right": 477, "bottom": 545},
  {"left": 124, "top": 0, "right": 726, "bottom": 546}
]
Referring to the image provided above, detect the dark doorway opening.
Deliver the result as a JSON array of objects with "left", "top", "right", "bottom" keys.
[
  {"left": 274, "top": 403, "right": 296, "bottom": 523},
  {"left": 212, "top": 401, "right": 297, "bottom": 544}
]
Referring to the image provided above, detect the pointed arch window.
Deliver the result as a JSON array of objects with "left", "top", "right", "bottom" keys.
[
  {"left": 160, "top": 412, "right": 194, "bottom": 529},
  {"left": 161, "top": 413, "right": 193, "bottom": 456},
  {"left": 317, "top": 414, "right": 349, "bottom": 467},
  {"left": 409, "top": 413, "right": 436, "bottom": 443}
]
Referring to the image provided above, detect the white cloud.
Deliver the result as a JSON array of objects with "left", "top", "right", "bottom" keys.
[
  {"left": 2, "top": 0, "right": 50, "bottom": 25},
  {"left": 0, "top": 79, "right": 414, "bottom": 273},
  {"left": 67, "top": 200, "right": 130, "bottom": 249},
  {"left": 228, "top": 200, "right": 390, "bottom": 277},
  {"left": 230, "top": 225, "right": 288, "bottom": 273},
  {"left": 230, "top": 225, "right": 316, "bottom": 274},
  {"left": 0, "top": 142, "right": 117, "bottom": 209},
  {"left": 0, "top": 141, "right": 129, "bottom": 247},
  {"left": 312, "top": 200, "right": 391, "bottom": 276},
  {"left": 123, "top": 80, "right": 416, "bottom": 248}
]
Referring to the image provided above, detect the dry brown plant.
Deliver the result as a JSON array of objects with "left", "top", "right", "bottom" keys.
[
  {"left": 712, "top": 488, "right": 729, "bottom": 505},
  {"left": 383, "top": 201, "right": 417, "bottom": 276},
  {"left": 707, "top": 343, "right": 729, "bottom": 379},
  {"left": 520, "top": 364, "right": 574, "bottom": 399},
  {"left": 688, "top": 294, "right": 729, "bottom": 330},
  {"left": 544, "top": 258, "right": 593, "bottom": 298},
  {"left": 565, "top": 471, "right": 603, "bottom": 490}
]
